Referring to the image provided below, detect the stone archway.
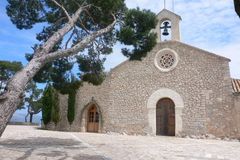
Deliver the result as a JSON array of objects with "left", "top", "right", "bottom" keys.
[
  {"left": 147, "top": 88, "right": 184, "bottom": 136},
  {"left": 80, "top": 102, "right": 102, "bottom": 133}
]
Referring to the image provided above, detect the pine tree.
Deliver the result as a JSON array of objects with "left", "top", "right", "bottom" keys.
[{"left": 0, "top": 0, "right": 157, "bottom": 136}]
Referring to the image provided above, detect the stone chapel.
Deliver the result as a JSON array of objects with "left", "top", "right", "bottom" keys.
[{"left": 45, "top": 9, "right": 240, "bottom": 138}]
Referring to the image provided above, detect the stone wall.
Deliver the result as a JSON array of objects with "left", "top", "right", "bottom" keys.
[
  {"left": 102, "top": 41, "right": 234, "bottom": 137},
  {"left": 45, "top": 41, "right": 239, "bottom": 138},
  {"left": 233, "top": 95, "right": 240, "bottom": 138}
]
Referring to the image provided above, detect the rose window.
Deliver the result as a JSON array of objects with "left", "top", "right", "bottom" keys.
[
  {"left": 159, "top": 53, "right": 175, "bottom": 69},
  {"left": 154, "top": 49, "right": 179, "bottom": 72}
]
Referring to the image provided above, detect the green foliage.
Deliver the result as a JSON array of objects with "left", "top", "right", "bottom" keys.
[
  {"left": 6, "top": 0, "right": 157, "bottom": 90},
  {"left": 51, "top": 91, "right": 60, "bottom": 125},
  {"left": 58, "top": 76, "right": 82, "bottom": 95},
  {"left": 29, "top": 100, "right": 42, "bottom": 113},
  {"left": 81, "top": 73, "right": 105, "bottom": 86},
  {"left": 0, "top": 60, "right": 24, "bottom": 109},
  {"left": 25, "top": 81, "right": 43, "bottom": 103},
  {"left": 0, "top": 60, "right": 22, "bottom": 81},
  {"left": 6, "top": 0, "right": 125, "bottom": 30},
  {"left": 6, "top": 0, "right": 44, "bottom": 29},
  {"left": 7, "top": 0, "right": 156, "bottom": 63},
  {"left": 6, "top": 0, "right": 157, "bottom": 99},
  {"left": 25, "top": 53, "right": 73, "bottom": 85},
  {"left": 235, "top": 0, "right": 240, "bottom": 17},
  {"left": 0, "top": 60, "right": 23, "bottom": 95},
  {"left": 25, "top": 81, "right": 43, "bottom": 122},
  {"left": 67, "top": 90, "right": 76, "bottom": 125},
  {"left": 117, "top": 8, "right": 157, "bottom": 60},
  {"left": 42, "top": 85, "right": 60, "bottom": 125},
  {"left": 77, "top": 49, "right": 106, "bottom": 85},
  {"left": 59, "top": 75, "right": 81, "bottom": 124},
  {"left": 5, "top": 0, "right": 159, "bottom": 127},
  {"left": 42, "top": 86, "right": 53, "bottom": 125},
  {"left": 41, "top": 75, "right": 80, "bottom": 125}
]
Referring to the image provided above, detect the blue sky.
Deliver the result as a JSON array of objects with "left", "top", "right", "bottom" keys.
[{"left": 1, "top": 0, "right": 240, "bottom": 122}]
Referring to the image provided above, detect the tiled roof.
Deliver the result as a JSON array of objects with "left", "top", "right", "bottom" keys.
[{"left": 232, "top": 79, "right": 240, "bottom": 93}]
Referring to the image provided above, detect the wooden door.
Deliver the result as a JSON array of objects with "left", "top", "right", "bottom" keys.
[
  {"left": 167, "top": 103, "right": 175, "bottom": 136},
  {"left": 87, "top": 105, "right": 99, "bottom": 132},
  {"left": 156, "top": 98, "right": 175, "bottom": 136}
]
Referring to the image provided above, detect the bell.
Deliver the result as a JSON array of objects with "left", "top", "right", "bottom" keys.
[
  {"left": 162, "top": 28, "right": 169, "bottom": 36},
  {"left": 161, "top": 21, "right": 171, "bottom": 36}
]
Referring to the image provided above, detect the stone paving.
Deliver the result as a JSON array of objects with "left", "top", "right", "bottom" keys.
[{"left": 0, "top": 125, "right": 240, "bottom": 160}]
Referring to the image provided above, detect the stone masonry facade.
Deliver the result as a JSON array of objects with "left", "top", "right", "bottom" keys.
[
  {"left": 44, "top": 9, "right": 240, "bottom": 138},
  {"left": 45, "top": 41, "right": 240, "bottom": 138}
]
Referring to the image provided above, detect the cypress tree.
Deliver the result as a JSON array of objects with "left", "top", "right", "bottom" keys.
[
  {"left": 67, "top": 90, "right": 76, "bottom": 125},
  {"left": 42, "top": 86, "right": 53, "bottom": 125},
  {"left": 42, "top": 85, "right": 60, "bottom": 125},
  {"left": 51, "top": 89, "right": 60, "bottom": 125}
]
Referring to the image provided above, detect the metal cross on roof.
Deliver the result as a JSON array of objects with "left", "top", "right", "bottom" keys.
[{"left": 164, "top": 0, "right": 175, "bottom": 12}]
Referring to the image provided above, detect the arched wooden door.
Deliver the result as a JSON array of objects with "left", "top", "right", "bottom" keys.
[
  {"left": 87, "top": 105, "right": 99, "bottom": 132},
  {"left": 156, "top": 98, "right": 175, "bottom": 136}
]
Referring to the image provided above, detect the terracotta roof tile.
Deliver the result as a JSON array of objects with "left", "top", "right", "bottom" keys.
[{"left": 232, "top": 79, "right": 240, "bottom": 93}]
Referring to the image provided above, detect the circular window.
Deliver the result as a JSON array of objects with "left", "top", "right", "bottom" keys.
[{"left": 154, "top": 48, "right": 179, "bottom": 72}]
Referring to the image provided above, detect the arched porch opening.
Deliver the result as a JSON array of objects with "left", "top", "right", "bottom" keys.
[
  {"left": 80, "top": 102, "right": 102, "bottom": 133},
  {"left": 147, "top": 88, "right": 184, "bottom": 136}
]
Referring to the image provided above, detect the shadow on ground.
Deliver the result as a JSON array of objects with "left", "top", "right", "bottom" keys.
[
  {"left": 0, "top": 137, "right": 110, "bottom": 160},
  {"left": 0, "top": 137, "right": 80, "bottom": 148},
  {"left": 73, "top": 154, "right": 111, "bottom": 160}
]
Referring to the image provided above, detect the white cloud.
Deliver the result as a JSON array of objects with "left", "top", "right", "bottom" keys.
[{"left": 174, "top": 0, "right": 240, "bottom": 78}]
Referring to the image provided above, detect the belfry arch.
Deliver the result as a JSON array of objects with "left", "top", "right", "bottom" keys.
[
  {"left": 147, "top": 88, "right": 184, "bottom": 136},
  {"left": 153, "top": 9, "right": 182, "bottom": 42},
  {"left": 160, "top": 20, "right": 172, "bottom": 41}
]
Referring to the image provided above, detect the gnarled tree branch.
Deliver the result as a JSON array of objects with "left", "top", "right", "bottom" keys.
[
  {"left": 35, "top": 4, "right": 91, "bottom": 57},
  {"left": 51, "top": 0, "right": 72, "bottom": 21},
  {"left": 43, "top": 15, "right": 116, "bottom": 62}
]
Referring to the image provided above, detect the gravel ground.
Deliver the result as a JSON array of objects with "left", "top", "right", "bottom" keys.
[{"left": 0, "top": 125, "right": 240, "bottom": 160}]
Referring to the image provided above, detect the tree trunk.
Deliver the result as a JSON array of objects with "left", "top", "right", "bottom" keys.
[
  {"left": 25, "top": 112, "right": 29, "bottom": 123},
  {"left": 0, "top": 14, "right": 116, "bottom": 137},
  {"left": 0, "top": 58, "right": 44, "bottom": 136},
  {"left": 29, "top": 113, "right": 33, "bottom": 123}
]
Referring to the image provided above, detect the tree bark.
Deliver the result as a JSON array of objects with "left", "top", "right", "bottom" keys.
[
  {"left": 235, "top": 0, "right": 240, "bottom": 17},
  {"left": 0, "top": 59, "right": 44, "bottom": 136},
  {"left": 25, "top": 106, "right": 31, "bottom": 123},
  {"left": 29, "top": 113, "right": 33, "bottom": 123},
  {"left": 25, "top": 112, "right": 29, "bottom": 123}
]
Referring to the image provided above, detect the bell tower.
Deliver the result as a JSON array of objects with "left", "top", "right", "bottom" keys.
[{"left": 154, "top": 9, "right": 182, "bottom": 42}]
